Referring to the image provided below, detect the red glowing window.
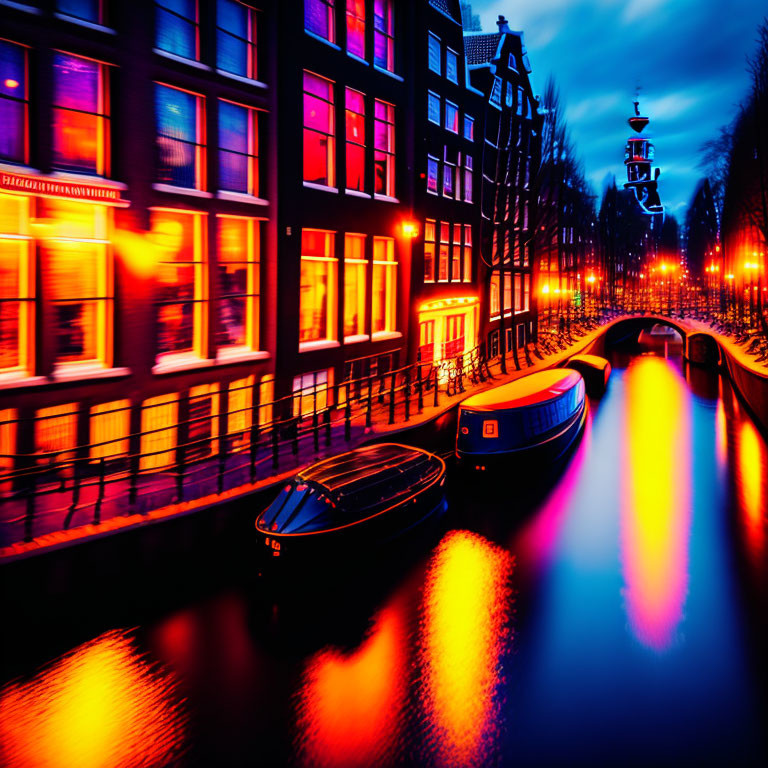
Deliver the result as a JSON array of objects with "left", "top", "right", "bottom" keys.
[
  {"left": 52, "top": 52, "right": 110, "bottom": 175},
  {"left": 346, "top": 0, "right": 365, "bottom": 58},
  {"left": 345, "top": 87, "right": 365, "bottom": 192},
  {"left": 303, "top": 71, "right": 336, "bottom": 187},
  {"left": 423, "top": 219, "right": 436, "bottom": 283},
  {"left": 373, "top": 99, "right": 395, "bottom": 197}
]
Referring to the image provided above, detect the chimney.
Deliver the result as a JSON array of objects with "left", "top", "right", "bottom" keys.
[{"left": 496, "top": 15, "right": 511, "bottom": 33}]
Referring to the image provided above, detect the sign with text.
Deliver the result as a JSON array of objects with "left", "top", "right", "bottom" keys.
[{"left": 0, "top": 172, "right": 123, "bottom": 204}]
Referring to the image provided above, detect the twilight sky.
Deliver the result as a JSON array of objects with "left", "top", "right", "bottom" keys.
[{"left": 471, "top": 0, "right": 766, "bottom": 218}]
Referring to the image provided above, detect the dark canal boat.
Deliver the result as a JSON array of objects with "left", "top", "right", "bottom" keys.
[
  {"left": 566, "top": 354, "right": 612, "bottom": 395},
  {"left": 255, "top": 443, "right": 446, "bottom": 560},
  {"left": 456, "top": 369, "right": 587, "bottom": 470}
]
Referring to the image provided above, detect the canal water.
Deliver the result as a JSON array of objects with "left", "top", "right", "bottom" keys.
[{"left": 2, "top": 342, "right": 767, "bottom": 767}]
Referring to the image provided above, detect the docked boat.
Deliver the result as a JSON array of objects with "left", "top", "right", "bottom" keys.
[
  {"left": 456, "top": 369, "right": 586, "bottom": 469},
  {"left": 255, "top": 443, "right": 446, "bottom": 560},
  {"left": 566, "top": 354, "right": 612, "bottom": 395}
]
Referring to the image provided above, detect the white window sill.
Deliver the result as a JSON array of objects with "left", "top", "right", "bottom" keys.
[
  {"left": 215, "top": 69, "right": 268, "bottom": 89},
  {"left": 303, "top": 181, "right": 339, "bottom": 194},
  {"left": 216, "top": 190, "right": 269, "bottom": 206},
  {"left": 153, "top": 183, "right": 213, "bottom": 198},
  {"left": 374, "top": 193, "right": 399, "bottom": 204},
  {"left": 0, "top": 0, "right": 40, "bottom": 13},
  {"left": 299, "top": 340, "right": 341, "bottom": 353},
  {"left": 215, "top": 348, "right": 270, "bottom": 365},
  {"left": 153, "top": 48, "right": 211, "bottom": 71},
  {"left": 52, "top": 364, "right": 131, "bottom": 383},
  {"left": 0, "top": 374, "right": 47, "bottom": 391},
  {"left": 153, "top": 355, "right": 213, "bottom": 375},
  {"left": 304, "top": 30, "right": 341, "bottom": 51},
  {"left": 50, "top": 171, "right": 127, "bottom": 190},
  {"left": 373, "top": 65, "right": 403, "bottom": 82},
  {"left": 344, "top": 334, "right": 370, "bottom": 345},
  {"left": 345, "top": 189, "right": 371, "bottom": 198},
  {"left": 54, "top": 12, "right": 116, "bottom": 34},
  {"left": 346, "top": 51, "right": 369, "bottom": 66},
  {"left": 372, "top": 331, "right": 402, "bottom": 342}
]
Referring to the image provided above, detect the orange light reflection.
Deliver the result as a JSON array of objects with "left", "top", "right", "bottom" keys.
[
  {"left": 0, "top": 630, "right": 187, "bottom": 768},
  {"left": 621, "top": 357, "right": 691, "bottom": 651},
  {"left": 419, "top": 530, "right": 514, "bottom": 767},
  {"left": 736, "top": 419, "right": 767, "bottom": 573},
  {"left": 296, "top": 600, "right": 407, "bottom": 768}
]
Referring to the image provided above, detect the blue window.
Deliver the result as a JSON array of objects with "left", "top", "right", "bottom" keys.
[
  {"left": 155, "top": 83, "right": 204, "bottom": 189},
  {"left": 517, "top": 86, "right": 525, "bottom": 116},
  {"left": 57, "top": 0, "right": 103, "bottom": 23},
  {"left": 446, "top": 48, "right": 458, "bottom": 84},
  {"left": 445, "top": 101, "right": 458, "bottom": 133},
  {"left": 427, "top": 91, "right": 440, "bottom": 125},
  {"left": 428, "top": 32, "right": 440, "bottom": 74},
  {"left": 156, "top": 0, "right": 199, "bottom": 61},
  {"left": 427, "top": 155, "right": 439, "bottom": 194},
  {"left": 305, "top": 0, "right": 335, "bottom": 43},
  {"left": 0, "top": 41, "right": 27, "bottom": 164},
  {"left": 463, "top": 115, "right": 474, "bottom": 141},
  {"left": 508, "top": 53, "right": 518, "bottom": 71},
  {"left": 218, "top": 100, "right": 259, "bottom": 195},
  {"left": 489, "top": 76, "right": 502, "bottom": 108},
  {"left": 217, "top": 1, "right": 258, "bottom": 79}
]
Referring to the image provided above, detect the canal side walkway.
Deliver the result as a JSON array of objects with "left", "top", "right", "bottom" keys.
[{"left": 0, "top": 325, "right": 612, "bottom": 563}]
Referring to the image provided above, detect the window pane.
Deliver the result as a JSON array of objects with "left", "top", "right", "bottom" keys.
[
  {"left": 219, "top": 100, "right": 257, "bottom": 194},
  {"left": 90, "top": 400, "right": 130, "bottom": 460},
  {"left": 346, "top": 0, "right": 365, "bottom": 58},
  {"left": 140, "top": 393, "right": 178, "bottom": 470},
  {"left": 303, "top": 73, "right": 335, "bottom": 186},
  {"left": 344, "top": 234, "right": 365, "bottom": 337},
  {"left": 305, "top": 0, "right": 335, "bottom": 42},
  {"left": 428, "top": 34, "right": 440, "bottom": 74},
  {"left": 300, "top": 230, "right": 336, "bottom": 343},
  {"left": 446, "top": 49, "right": 458, "bottom": 83},
  {"left": 156, "top": 0, "right": 198, "bottom": 60},
  {"left": 156, "top": 84, "right": 200, "bottom": 188},
  {"left": 57, "top": 0, "right": 101, "bottom": 22},
  {"left": 345, "top": 88, "right": 365, "bottom": 191},
  {"left": 0, "top": 42, "right": 26, "bottom": 164},
  {"left": 373, "top": 0, "right": 394, "bottom": 71}
]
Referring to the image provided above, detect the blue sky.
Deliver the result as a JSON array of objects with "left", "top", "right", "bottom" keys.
[{"left": 470, "top": 0, "right": 766, "bottom": 217}]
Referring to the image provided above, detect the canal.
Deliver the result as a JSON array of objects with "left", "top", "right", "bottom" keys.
[{"left": 2, "top": 340, "right": 767, "bottom": 767}]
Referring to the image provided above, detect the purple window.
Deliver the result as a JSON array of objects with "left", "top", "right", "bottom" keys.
[{"left": 0, "top": 41, "right": 27, "bottom": 164}]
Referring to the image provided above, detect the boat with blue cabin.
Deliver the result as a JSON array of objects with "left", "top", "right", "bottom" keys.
[
  {"left": 456, "top": 369, "right": 586, "bottom": 470},
  {"left": 256, "top": 443, "right": 446, "bottom": 560}
]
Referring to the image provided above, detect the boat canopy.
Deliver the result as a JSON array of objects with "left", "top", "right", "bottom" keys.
[
  {"left": 568, "top": 354, "right": 610, "bottom": 371},
  {"left": 461, "top": 369, "right": 583, "bottom": 412}
]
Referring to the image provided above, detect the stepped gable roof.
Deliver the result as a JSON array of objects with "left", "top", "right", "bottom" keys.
[
  {"left": 463, "top": 32, "right": 502, "bottom": 65},
  {"left": 428, "top": 0, "right": 461, "bottom": 23}
]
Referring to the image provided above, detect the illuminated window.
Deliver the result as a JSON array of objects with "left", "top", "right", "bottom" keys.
[
  {"left": 445, "top": 100, "right": 458, "bottom": 133},
  {"left": 293, "top": 369, "right": 333, "bottom": 417},
  {"left": 140, "top": 393, "right": 178, "bottom": 470},
  {"left": 344, "top": 233, "right": 366, "bottom": 339},
  {"left": 374, "top": 99, "right": 395, "bottom": 197},
  {"left": 438, "top": 222, "right": 449, "bottom": 281},
  {"left": 452, "top": 223, "right": 461, "bottom": 282},
  {"left": 156, "top": 0, "right": 199, "bottom": 60},
  {"left": 36, "top": 403, "right": 78, "bottom": 466},
  {"left": 303, "top": 71, "right": 336, "bottom": 187},
  {"left": 258, "top": 374, "right": 273, "bottom": 426},
  {"left": 423, "top": 219, "right": 435, "bottom": 282},
  {"left": 300, "top": 229, "right": 337, "bottom": 343},
  {"left": 524, "top": 273, "right": 531, "bottom": 310},
  {"left": 226, "top": 375, "right": 253, "bottom": 449},
  {"left": 490, "top": 274, "right": 499, "bottom": 316},
  {"left": 38, "top": 199, "right": 112, "bottom": 367},
  {"left": 505, "top": 81, "right": 514, "bottom": 108},
  {"left": 187, "top": 383, "right": 219, "bottom": 461},
  {"left": 0, "top": 409, "right": 16, "bottom": 490},
  {"left": 443, "top": 155, "right": 455, "bottom": 198},
  {"left": 463, "top": 114, "right": 474, "bottom": 141},
  {"left": 517, "top": 86, "right": 525, "bottom": 116},
  {"left": 0, "top": 41, "right": 28, "bottom": 164},
  {"left": 151, "top": 209, "right": 207, "bottom": 361},
  {"left": 346, "top": 0, "right": 365, "bottom": 58},
  {"left": 419, "top": 320, "right": 434, "bottom": 363},
  {"left": 490, "top": 76, "right": 502, "bottom": 108},
  {"left": 0, "top": 194, "right": 33, "bottom": 375},
  {"left": 463, "top": 154, "right": 473, "bottom": 202},
  {"left": 515, "top": 273, "right": 523, "bottom": 312},
  {"left": 372, "top": 237, "right": 395, "bottom": 334},
  {"left": 373, "top": 0, "right": 394, "bottom": 72},
  {"left": 428, "top": 32, "right": 440, "bottom": 74},
  {"left": 156, "top": 83, "right": 206, "bottom": 190},
  {"left": 217, "top": 0, "right": 258, "bottom": 79},
  {"left": 427, "top": 159, "right": 442, "bottom": 199},
  {"left": 446, "top": 48, "right": 458, "bottom": 84},
  {"left": 52, "top": 53, "right": 109, "bottom": 175},
  {"left": 305, "top": 0, "right": 335, "bottom": 43},
  {"left": 57, "top": 0, "right": 104, "bottom": 23},
  {"left": 90, "top": 400, "right": 129, "bottom": 460},
  {"left": 345, "top": 88, "right": 365, "bottom": 192},
  {"left": 218, "top": 100, "right": 259, "bottom": 195},
  {"left": 444, "top": 314, "right": 465, "bottom": 358},
  {"left": 427, "top": 91, "right": 440, "bottom": 125},
  {"left": 463, "top": 224, "right": 472, "bottom": 282},
  {"left": 217, "top": 215, "right": 260, "bottom": 351}
]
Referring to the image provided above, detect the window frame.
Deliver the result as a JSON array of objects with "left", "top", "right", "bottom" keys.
[
  {"left": 427, "top": 90, "right": 441, "bottom": 126},
  {"left": 423, "top": 219, "right": 436, "bottom": 283},
  {"left": 0, "top": 40, "right": 29, "bottom": 166},
  {"left": 155, "top": 0, "right": 200, "bottom": 61},
  {"left": 445, "top": 47, "right": 458, "bottom": 84},
  {"left": 344, "top": 87, "right": 366, "bottom": 192},
  {"left": 346, "top": 0, "right": 365, "bottom": 59},
  {"left": 371, "top": 236, "right": 396, "bottom": 335},
  {"left": 305, "top": 0, "right": 336, "bottom": 44},
  {"left": 427, "top": 32, "right": 441, "bottom": 74},
  {"left": 373, "top": 98, "right": 395, "bottom": 198},
  {"left": 216, "top": 0, "right": 259, "bottom": 80},
  {"left": 218, "top": 98, "right": 260, "bottom": 196},
  {"left": 343, "top": 232, "right": 367, "bottom": 340},
  {"left": 299, "top": 228, "right": 337, "bottom": 345},
  {"left": 303, "top": 70, "right": 336, "bottom": 188},
  {"left": 444, "top": 100, "right": 459, "bottom": 134},
  {"left": 463, "top": 114, "right": 474, "bottom": 142},
  {"left": 373, "top": 0, "right": 395, "bottom": 73}
]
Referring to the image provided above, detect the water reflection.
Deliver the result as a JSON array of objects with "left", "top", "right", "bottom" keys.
[
  {"left": 296, "top": 598, "right": 408, "bottom": 768},
  {"left": 621, "top": 356, "right": 691, "bottom": 651},
  {"left": 0, "top": 630, "right": 186, "bottom": 768},
  {"left": 736, "top": 418, "right": 767, "bottom": 574},
  {"left": 418, "top": 530, "right": 514, "bottom": 767}
]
